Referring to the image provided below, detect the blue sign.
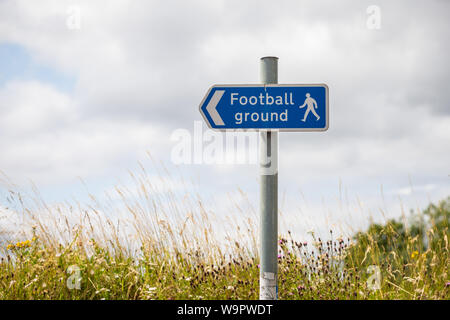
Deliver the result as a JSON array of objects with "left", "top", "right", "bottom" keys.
[{"left": 199, "top": 84, "right": 329, "bottom": 131}]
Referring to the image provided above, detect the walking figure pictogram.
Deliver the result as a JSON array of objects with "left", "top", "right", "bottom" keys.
[{"left": 299, "top": 93, "right": 320, "bottom": 122}]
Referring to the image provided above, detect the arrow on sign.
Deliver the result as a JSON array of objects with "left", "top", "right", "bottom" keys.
[{"left": 205, "top": 90, "right": 225, "bottom": 126}]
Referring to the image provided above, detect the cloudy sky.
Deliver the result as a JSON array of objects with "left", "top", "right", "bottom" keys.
[{"left": 0, "top": 0, "right": 449, "bottom": 241}]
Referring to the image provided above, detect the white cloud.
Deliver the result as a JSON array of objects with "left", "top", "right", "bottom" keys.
[
  {"left": 395, "top": 184, "right": 436, "bottom": 196},
  {"left": 0, "top": 81, "right": 76, "bottom": 135},
  {"left": 0, "top": 80, "right": 170, "bottom": 186}
]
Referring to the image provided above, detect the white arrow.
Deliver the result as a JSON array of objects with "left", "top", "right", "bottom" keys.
[{"left": 206, "top": 90, "right": 225, "bottom": 126}]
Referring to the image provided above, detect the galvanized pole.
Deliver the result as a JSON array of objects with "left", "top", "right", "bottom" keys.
[{"left": 259, "top": 56, "right": 278, "bottom": 300}]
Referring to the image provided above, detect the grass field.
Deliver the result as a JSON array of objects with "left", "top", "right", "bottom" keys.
[{"left": 0, "top": 170, "right": 448, "bottom": 300}]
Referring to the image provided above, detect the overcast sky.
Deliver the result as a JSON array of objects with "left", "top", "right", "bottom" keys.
[{"left": 0, "top": 0, "right": 449, "bottom": 242}]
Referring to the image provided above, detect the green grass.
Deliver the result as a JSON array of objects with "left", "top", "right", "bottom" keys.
[
  {"left": 1, "top": 222, "right": 448, "bottom": 299},
  {"left": 0, "top": 168, "right": 448, "bottom": 300}
]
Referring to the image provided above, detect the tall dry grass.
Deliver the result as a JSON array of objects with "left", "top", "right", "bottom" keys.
[{"left": 0, "top": 163, "right": 448, "bottom": 300}]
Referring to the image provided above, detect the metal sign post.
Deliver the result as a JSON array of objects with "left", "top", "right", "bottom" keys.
[
  {"left": 198, "top": 57, "right": 329, "bottom": 300},
  {"left": 259, "top": 56, "right": 279, "bottom": 300}
]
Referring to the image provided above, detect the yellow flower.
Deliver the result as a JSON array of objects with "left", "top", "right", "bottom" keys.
[
  {"left": 7, "top": 244, "right": 14, "bottom": 250},
  {"left": 411, "top": 250, "right": 419, "bottom": 259},
  {"left": 11, "top": 240, "right": 32, "bottom": 249}
]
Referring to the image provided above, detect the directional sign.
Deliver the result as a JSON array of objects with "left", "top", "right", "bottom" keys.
[{"left": 199, "top": 84, "right": 329, "bottom": 131}]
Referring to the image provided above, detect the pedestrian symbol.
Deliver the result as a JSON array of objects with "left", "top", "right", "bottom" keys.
[{"left": 299, "top": 93, "right": 320, "bottom": 122}]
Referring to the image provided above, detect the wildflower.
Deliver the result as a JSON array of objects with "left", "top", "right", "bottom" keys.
[
  {"left": 411, "top": 251, "right": 419, "bottom": 259},
  {"left": 12, "top": 240, "right": 32, "bottom": 249},
  {"left": 446, "top": 282, "right": 450, "bottom": 288}
]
